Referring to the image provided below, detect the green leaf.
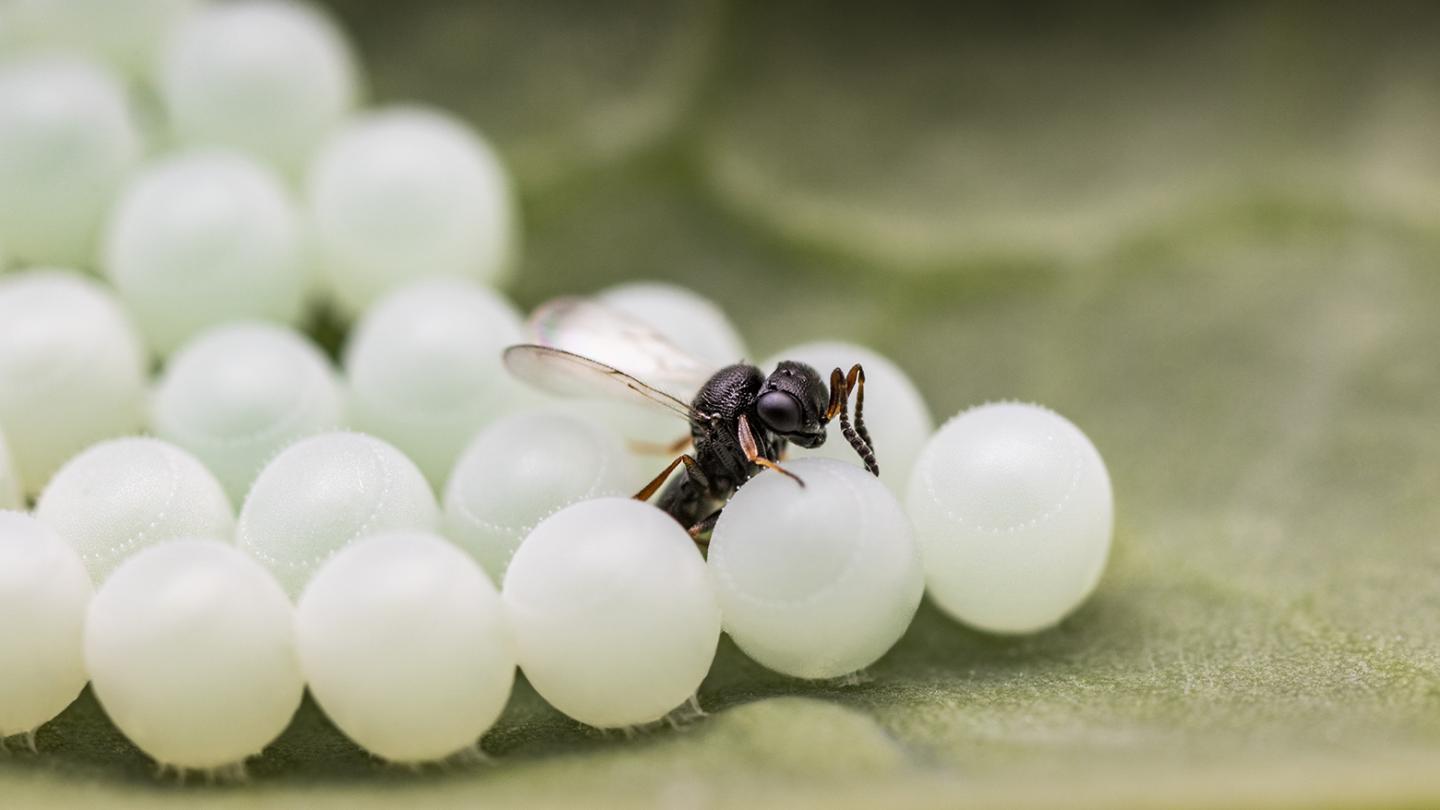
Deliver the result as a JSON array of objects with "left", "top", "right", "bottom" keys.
[
  {"left": 7, "top": 1, "right": 1440, "bottom": 806},
  {"left": 698, "top": 2, "right": 1440, "bottom": 271},
  {"left": 336, "top": 0, "right": 724, "bottom": 191}
]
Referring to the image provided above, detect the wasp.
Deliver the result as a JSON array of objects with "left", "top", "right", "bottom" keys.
[{"left": 503, "top": 298, "right": 878, "bottom": 542}]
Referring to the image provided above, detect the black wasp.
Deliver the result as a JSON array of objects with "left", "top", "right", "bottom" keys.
[{"left": 503, "top": 298, "right": 879, "bottom": 542}]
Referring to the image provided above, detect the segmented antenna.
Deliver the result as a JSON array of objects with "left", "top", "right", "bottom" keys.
[
  {"left": 833, "top": 365, "right": 879, "bottom": 477},
  {"left": 851, "top": 365, "right": 873, "bottom": 452}
]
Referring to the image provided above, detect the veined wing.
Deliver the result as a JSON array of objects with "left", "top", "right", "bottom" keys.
[
  {"left": 525, "top": 297, "right": 715, "bottom": 397},
  {"left": 503, "top": 344, "right": 703, "bottom": 423}
]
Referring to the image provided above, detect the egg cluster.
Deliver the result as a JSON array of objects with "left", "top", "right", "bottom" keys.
[{"left": 0, "top": 0, "right": 1114, "bottom": 778}]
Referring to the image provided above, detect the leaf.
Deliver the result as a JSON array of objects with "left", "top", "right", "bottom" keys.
[
  {"left": 7, "top": 1, "right": 1440, "bottom": 807},
  {"left": 698, "top": 1, "right": 1440, "bottom": 271},
  {"left": 333, "top": 0, "right": 724, "bottom": 191}
]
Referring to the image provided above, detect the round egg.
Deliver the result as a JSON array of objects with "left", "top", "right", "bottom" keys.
[
  {"left": 344, "top": 279, "right": 530, "bottom": 488},
  {"left": 150, "top": 322, "right": 344, "bottom": 504},
  {"left": 102, "top": 151, "right": 309, "bottom": 355},
  {"left": 907, "top": 402, "right": 1114, "bottom": 634},
  {"left": 307, "top": 107, "right": 516, "bottom": 315},
  {"left": 84, "top": 539, "right": 303, "bottom": 770},
  {"left": 0, "top": 56, "right": 142, "bottom": 266},
  {"left": 34, "top": 437, "right": 236, "bottom": 583},
  {"left": 502, "top": 498, "right": 720, "bottom": 728},
  {"left": 0, "top": 270, "right": 147, "bottom": 496},
  {"left": 0, "top": 511, "right": 93, "bottom": 737},
  {"left": 158, "top": 0, "right": 360, "bottom": 171},
  {"left": 583, "top": 283, "right": 747, "bottom": 455},
  {"left": 596, "top": 282, "right": 747, "bottom": 368},
  {"left": 236, "top": 431, "right": 438, "bottom": 596},
  {"left": 443, "top": 410, "right": 635, "bottom": 582},
  {"left": 764, "top": 341, "right": 933, "bottom": 494},
  {"left": 708, "top": 458, "right": 923, "bottom": 680},
  {"left": 4, "top": 0, "right": 200, "bottom": 77},
  {"left": 295, "top": 531, "right": 514, "bottom": 763}
]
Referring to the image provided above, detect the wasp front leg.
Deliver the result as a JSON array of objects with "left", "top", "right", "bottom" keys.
[{"left": 738, "top": 413, "right": 804, "bottom": 487}]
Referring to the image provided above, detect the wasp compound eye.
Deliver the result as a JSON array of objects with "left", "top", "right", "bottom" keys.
[{"left": 756, "top": 391, "right": 803, "bottom": 433}]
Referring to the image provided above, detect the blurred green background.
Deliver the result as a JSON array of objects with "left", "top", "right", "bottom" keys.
[{"left": 8, "top": 0, "right": 1440, "bottom": 807}]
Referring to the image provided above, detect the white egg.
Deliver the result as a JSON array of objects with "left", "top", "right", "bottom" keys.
[
  {"left": 443, "top": 410, "right": 635, "bottom": 582},
  {"left": 344, "top": 279, "right": 531, "bottom": 488},
  {"left": 0, "top": 270, "right": 147, "bottom": 496},
  {"left": 4, "top": 0, "right": 201, "bottom": 77},
  {"left": 295, "top": 531, "right": 514, "bottom": 763},
  {"left": 150, "top": 322, "right": 343, "bottom": 505},
  {"left": 708, "top": 458, "right": 923, "bottom": 679},
  {"left": 597, "top": 282, "right": 747, "bottom": 368},
  {"left": 158, "top": 0, "right": 359, "bottom": 171},
  {"left": 307, "top": 107, "right": 516, "bottom": 315},
  {"left": 581, "top": 282, "right": 749, "bottom": 456},
  {"left": 237, "top": 431, "right": 438, "bottom": 596},
  {"left": 764, "top": 341, "right": 933, "bottom": 494},
  {"left": 102, "top": 151, "right": 309, "bottom": 355},
  {"left": 0, "top": 56, "right": 142, "bottom": 266},
  {"left": 84, "top": 539, "right": 303, "bottom": 771},
  {"left": 0, "top": 427, "right": 20, "bottom": 510},
  {"left": 0, "top": 511, "right": 93, "bottom": 737},
  {"left": 907, "top": 402, "right": 1114, "bottom": 634},
  {"left": 34, "top": 437, "right": 235, "bottom": 583},
  {"left": 503, "top": 498, "right": 720, "bottom": 728}
]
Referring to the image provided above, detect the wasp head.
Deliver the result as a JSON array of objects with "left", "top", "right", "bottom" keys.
[{"left": 756, "top": 360, "right": 829, "bottom": 448}]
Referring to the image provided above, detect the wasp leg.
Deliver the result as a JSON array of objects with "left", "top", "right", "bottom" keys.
[
  {"left": 687, "top": 508, "right": 724, "bottom": 545},
  {"left": 627, "top": 434, "right": 694, "bottom": 456},
  {"left": 827, "top": 366, "right": 880, "bottom": 477},
  {"left": 738, "top": 413, "right": 805, "bottom": 487},
  {"left": 633, "top": 454, "right": 708, "bottom": 502}
]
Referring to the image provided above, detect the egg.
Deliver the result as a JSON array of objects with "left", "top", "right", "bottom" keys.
[{"left": 907, "top": 402, "right": 1113, "bottom": 634}]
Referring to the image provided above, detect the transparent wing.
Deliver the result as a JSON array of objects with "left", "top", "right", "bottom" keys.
[
  {"left": 525, "top": 297, "right": 715, "bottom": 396},
  {"left": 503, "top": 344, "right": 701, "bottom": 423}
]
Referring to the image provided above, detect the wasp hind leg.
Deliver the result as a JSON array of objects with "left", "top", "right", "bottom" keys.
[
  {"left": 633, "top": 454, "right": 709, "bottom": 502},
  {"left": 627, "top": 434, "right": 693, "bottom": 456},
  {"left": 687, "top": 508, "right": 724, "bottom": 546}
]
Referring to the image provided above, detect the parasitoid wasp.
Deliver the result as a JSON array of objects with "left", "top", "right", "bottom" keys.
[{"left": 503, "top": 297, "right": 878, "bottom": 542}]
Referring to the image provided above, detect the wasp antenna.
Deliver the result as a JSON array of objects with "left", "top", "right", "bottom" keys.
[
  {"left": 832, "top": 365, "right": 879, "bottom": 476},
  {"left": 839, "top": 409, "right": 880, "bottom": 477},
  {"left": 845, "top": 364, "right": 874, "bottom": 453},
  {"left": 824, "top": 367, "right": 846, "bottom": 423}
]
